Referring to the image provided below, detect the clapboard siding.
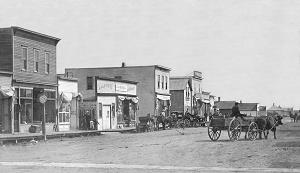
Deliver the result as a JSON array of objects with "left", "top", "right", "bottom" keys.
[
  {"left": 0, "top": 74, "right": 12, "bottom": 87},
  {"left": 13, "top": 35, "right": 57, "bottom": 85},
  {"left": 66, "top": 66, "right": 156, "bottom": 117},
  {"left": 0, "top": 28, "right": 13, "bottom": 72}
]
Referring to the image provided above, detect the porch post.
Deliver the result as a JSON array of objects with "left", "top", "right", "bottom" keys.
[{"left": 10, "top": 96, "right": 14, "bottom": 134}]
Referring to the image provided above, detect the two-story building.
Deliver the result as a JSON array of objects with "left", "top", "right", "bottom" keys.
[
  {"left": 65, "top": 64, "right": 171, "bottom": 123},
  {"left": 171, "top": 71, "right": 204, "bottom": 116},
  {"left": 0, "top": 27, "right": 60, "bottom": 133},
  {"left": 170, "top": 77, "right": 192, "bottom": 114}
]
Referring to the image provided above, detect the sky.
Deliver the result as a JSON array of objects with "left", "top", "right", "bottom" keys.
[{"left": 0, "top": 0, "right": 300, "bottom": 108}]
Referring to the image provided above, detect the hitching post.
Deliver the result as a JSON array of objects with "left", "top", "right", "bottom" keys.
[
  {"left": 39, "top": 91, "right": 47, "bottom": 141},
  {"left": 43, "top": 101, "right": 46, "bottom": 141}
]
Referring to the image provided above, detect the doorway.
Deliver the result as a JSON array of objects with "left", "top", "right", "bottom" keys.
[{"left": 102, "top": 105, "right": 111, "bottom": 129}]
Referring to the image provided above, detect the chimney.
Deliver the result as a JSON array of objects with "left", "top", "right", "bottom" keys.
[
  {"left": 121, "top": 62, "right": 126, "bottom": 67},
  {"left": 218, "top": 97, "right": 221, "bottom": 102}
]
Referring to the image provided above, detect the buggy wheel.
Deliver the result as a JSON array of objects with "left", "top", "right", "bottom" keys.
[
  {"left": 149, "top": 121, "right": 155, "bottom": 132},
  {"left": 228, "top": 118, "right": 241, "bottom": 141},
  {"left": 208, "top": 123, "right": 221, "bottom": 141},
  {"left": 175, "top": 119, "right": 185, "bottom": 134},
  {"left": 184, "top": 119, "right": 190, "bottom": 128},
  {"left": 247, "top": 122, "right": 258, "bottom": 141}
]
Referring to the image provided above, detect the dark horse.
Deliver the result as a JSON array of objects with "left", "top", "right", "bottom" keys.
[
  {"left": 154, "top": 114, "right": 166, "bottom": 130},
  {"left": 255, "top": 115, "right": 283, "bottom": 139},
  {"left": 290, "top": 112, "right": 299, "bottom": 123}
]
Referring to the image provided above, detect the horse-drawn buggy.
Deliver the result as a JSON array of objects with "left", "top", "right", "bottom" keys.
[
  {"left": 207, "top": 115, "right": 259, "bottom": 141},
  {"left": 136, "top": 114, "right": 155, "bottom": 132}
]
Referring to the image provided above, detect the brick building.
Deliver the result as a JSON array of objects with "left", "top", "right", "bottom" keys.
[
  {"left": 0, "top": 26, "right": 60, "bottom": 133},
  {"left": 65, "top": 65, "right": 171, "bottom": 123}
]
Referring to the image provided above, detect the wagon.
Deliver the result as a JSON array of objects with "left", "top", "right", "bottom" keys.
[
  {"left": 207, "top": 115, "right": 258, "bottom": 141},
  {"left": 136, "top": 115, "right": 155, "bottom": 132}
]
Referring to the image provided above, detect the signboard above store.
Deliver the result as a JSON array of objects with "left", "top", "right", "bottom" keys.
[{"left": 97, "top": 79, "right": 137, "bottom": 95}]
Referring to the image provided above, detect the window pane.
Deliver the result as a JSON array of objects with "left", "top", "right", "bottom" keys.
[
  {"left": 20, "top": 99, "right": 32, "bottom": 124},
  {"left": 45, "top": 100, "right": 56, "bottom": 123},
  {"left": 20, "top": 89, "right": 26, "bottom": 97},
  {"left": 25, "top": 89, "right": 33, "bottom": 97},
  {"left": 87, "top": 77, "right": 93, "bottom": 90}
]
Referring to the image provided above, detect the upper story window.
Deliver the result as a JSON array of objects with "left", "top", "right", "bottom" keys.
[
  {"left": 165, "top": 76, "right": 168, "bottom": 90},
  {"left": 33, "top": 49, "right": 39, "bottom": 72},
  {"left": 157, "top": 75, "right": 160, "bottom": 89},
  {"left": 162, "top": 76, "right": 164, "bottom": 89},
  {"left": 21, "top": 47, "right": 28, "bottom": 71},
  {"left": 87, "top": 77, "right": 93, "bottom": 90},
  {"left": 45, "top": 52, "right": 50, "bottom": 74}
]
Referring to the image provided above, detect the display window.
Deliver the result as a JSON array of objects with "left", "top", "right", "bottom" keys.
[{"left": 18, "top": 88, "right": 33, "bottom": 124}]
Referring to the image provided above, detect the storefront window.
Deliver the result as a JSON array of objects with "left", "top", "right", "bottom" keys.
[
  {"left": 19, "top": 88, "right": 33, "bottom": 124},
  {"left": 45, "top": 100, "right": 56, "bottom": 123},
  {"left": 20, "top": 99, "right": 33, "bottom": 124},
  {"left": 59, "top": 112, "right": 70, "bottom": 123}
]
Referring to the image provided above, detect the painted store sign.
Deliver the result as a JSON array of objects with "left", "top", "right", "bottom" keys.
[{"left": 97, "top": 79, "right": 136, "bottom": 95}]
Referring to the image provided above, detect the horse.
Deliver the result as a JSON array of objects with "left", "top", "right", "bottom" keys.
[
  {"left": 153, "top": 114, "right": 166, "bottom": 130},
  {"left": 255, "top": 115, "right": 283, "bottom": 139},
  {"left": 290, "top": 112, "right": 299, "bottom": 123}
]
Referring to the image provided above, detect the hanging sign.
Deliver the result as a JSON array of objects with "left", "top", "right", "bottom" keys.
[{"left": 38, "top": 93, "right": 48, "bottom": 104}]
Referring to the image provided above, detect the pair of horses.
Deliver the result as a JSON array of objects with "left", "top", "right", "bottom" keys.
[{"left": 290, "top": 113, "right": 299, "bottom": 122}]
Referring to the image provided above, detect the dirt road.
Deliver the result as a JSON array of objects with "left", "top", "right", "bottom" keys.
[{"left": 0, "top": 120, "right": 299, "bottom": 172}]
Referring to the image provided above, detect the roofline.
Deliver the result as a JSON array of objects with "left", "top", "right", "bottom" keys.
[
  {"left": 66, "top": 64, "right": 171, "bottom": 71},
  {"left": 0, "top": 71, "right": 13, "bottom": 75},
  {"left": 57, "top": 76, "right": 78, "bottom": 82},
  {"left": 96, "top": 76, "right": 138, "bottom": 84},
  {"left": 170, "top": 76, "right": 190, "bottom": 79},
  {"left": 11, "top": 26, "right": 61, "bottom": 42}
]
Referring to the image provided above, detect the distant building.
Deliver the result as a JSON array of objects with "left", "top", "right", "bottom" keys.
[
  {"left": 214, "top": 101, "right": 259, "bottom": 117},
  {"left": 267, "top": 103, "right": 293, "bottom": 117},
  {"left": 57, "top": 75, "right": 80, "bottom": 131},
  {"left": 258, "top": 106, "right": 267, "bottom": 116},
  {"left": 170, "top": 77, "right": 192, "bottom": 114},
  {"left": 171, "top": 71, "right": 206, "bottom": 116},
  {"left": 0, "top": 27, "right": 60, "bottom": 133},
  {"left": 65, "top": 65, "right": 171, "bottom": 124}
]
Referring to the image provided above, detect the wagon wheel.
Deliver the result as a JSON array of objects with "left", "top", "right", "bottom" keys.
[
  {"left": 208, "top": 123, "right": 221, "bottom": 141},
  {"left": 184, "top": 119, "right": 191, "bottom": 128},
  {"left": 247, "top": 122, "right": 258, "bottom": 141},
  {"left": 228, "top": 118, "right": 241, "bottom": 141}
]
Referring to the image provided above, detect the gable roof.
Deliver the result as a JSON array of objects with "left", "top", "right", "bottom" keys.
[
  {"left": 215, "top": 101, "right": 235, "bottom": 110},
  {"left": 215, "top": 101, "right": 258, "bottom": 111},
  {"left": 239, "top": 103, "right": 258, "bottom": 111},
  {"left": 170, "top": 78, "right": 191, "bottom": 91}
]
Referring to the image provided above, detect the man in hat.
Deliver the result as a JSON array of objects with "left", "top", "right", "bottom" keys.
[{"left": 232, "top": 102, "right": 245, "bottom": 120}]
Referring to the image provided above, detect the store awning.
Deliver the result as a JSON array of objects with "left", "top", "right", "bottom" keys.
[
  {"left": 157, "top": 94, "right": 170, "bottom": 101},
  {"left": 0, "top": 86, "right": 14, "bottom": 98},
  {"left": 60, "top": 92, "right": 73, "bottom": 103},
  {"left": 201, "top": 99, "right": 210, "bottom": 104},
  {"left": 193, "top": 93, "right": 202, "bottom": 100},
  {"left": 118, "top": 96, "right": 139, "bottom": 103}
]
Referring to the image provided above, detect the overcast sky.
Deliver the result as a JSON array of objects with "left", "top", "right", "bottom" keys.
[{"left": 1, "top": 0, "right": 300, "bottom": 108}]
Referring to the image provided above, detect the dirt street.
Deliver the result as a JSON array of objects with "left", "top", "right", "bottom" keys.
[{"left": 0, "top": 119, "right": 299, "bottom": 172}]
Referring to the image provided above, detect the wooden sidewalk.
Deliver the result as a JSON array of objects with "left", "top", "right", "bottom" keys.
[{"left": 0, "top": 127, "right": 136, "bottom": 144}]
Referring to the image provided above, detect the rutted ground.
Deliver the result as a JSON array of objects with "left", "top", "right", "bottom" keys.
[{"left": 0, "top": 118, "right": 299, "bottom": 172}]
